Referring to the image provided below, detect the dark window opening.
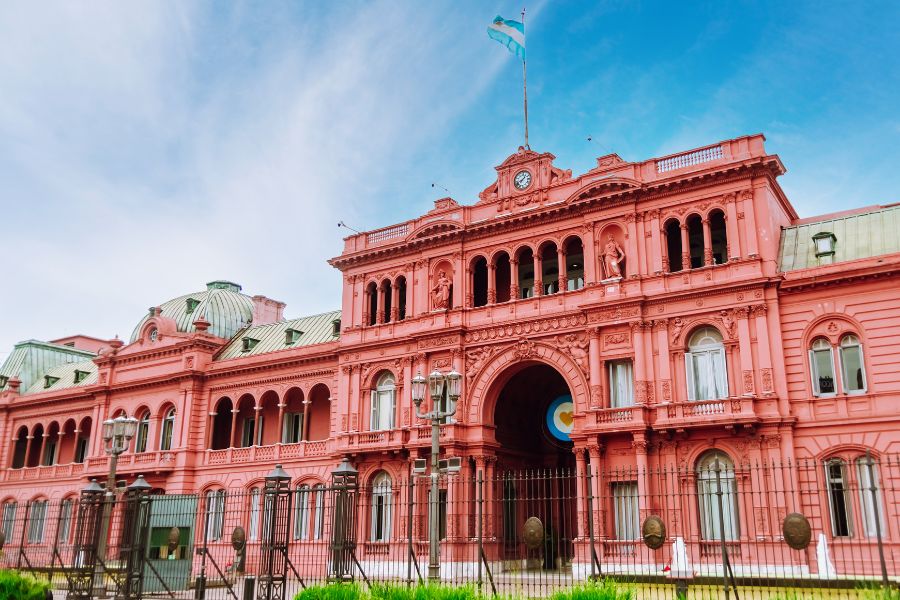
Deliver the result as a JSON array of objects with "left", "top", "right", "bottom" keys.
[
  {"left": 687, "top": 215, "right": 704, "bottom": 268},
  {"left": 472, "top": 257, "right": 488, "bottom": 307}
]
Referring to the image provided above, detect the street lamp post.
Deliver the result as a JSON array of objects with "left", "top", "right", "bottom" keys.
[
  {"left": 411, "top": 369, "right": 461, "bottom": 582},
  {"left": 94, "top": 415, "right": 138, "bottom": 596}
]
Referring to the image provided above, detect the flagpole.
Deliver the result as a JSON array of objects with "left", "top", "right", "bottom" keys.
[{"left": 521, "top": 7, "right": 529, "bottom": 149}]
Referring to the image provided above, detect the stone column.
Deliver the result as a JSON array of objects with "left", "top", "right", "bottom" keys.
[
  {"left": 557, "top": 247, "right": 568, "bottom": 292},
  {"left": 509, "top": 258, "right": 520, "bottom": 300},
  {"left": 625, "top": 213, "right": 638, "bottom": 278},
  {"left": 230, "top": 409, "right": 240, "bottom": 448},
  {"left": 466, "top": 267, "right": 474, "bottom": 308},
  {"left": 660, "top": 225, "right": 670, "bottom": 274},
  {"left": 680, "top": 224, "right": 691, "bottom": 271},
  {"left": 654, "top": 320, "right": 673, "bottom": 403},
  {"left": 391, "top": 281, "right": 400, "bottom": 322},
  {"left": 362, "top": 286, "right": 370, "bottom": 327},
  {"left": 753, "top": 305, "right": 774, "bottom": 395},
  {"left": 587, "top": 444, "right": 603, "bottom": 539},
  {"left": 702, "top": 218, "right": 713, "bottom": 266},
  {"left": 487, "top": 261, "right": 496, "bottom": 304},
  {"left": 631, "top": 322, "right": 648, "bottom": 404},
  {"left": 588, "top": 328, "right": 602, "bottom": 408},
  {"left": 533, "top": 252, "right": 542, "bottom": 297},
  {"left": 302, "top": 399, "right": 311, "bottom": 441},
  {"left": 741, "top": 190, "right": 759, "bottom": 258},
  {"left": 38, "top": 432, "right": 48, "bottom": 466},
  {"left": 402, "top": 357, "right": 413, "bottom": 428},
  {"left": 376, "top": 283, "right": 385, "bottom": 324},
  {"left": 253, "top": 406, "right": 262, "bottom": 446},
  {"left": 632, "top": 435, "right": 650, "bottom": 520},
  {"left": 574, "top": 448, "right": 587, "bottom": 539},
  {"left": 648, "top": 210, "right": 662, "bottom": 274},
  {"left": 583, "top": 225, "right": 597, "bottom": 284},
  {"left": 277, "top": 402, "right": 286, "bottom": 444},
  {"left": 735, "top": 307, "right": 755, "bottom": 396},
  {"left": 24, "top": 434, "right": 34, "bottom": 467},
  {"left": 724, "top": 193, "right": 742, "bottom": 260}
]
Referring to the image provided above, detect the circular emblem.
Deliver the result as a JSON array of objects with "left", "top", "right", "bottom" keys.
[
  {"left": 523, "top": 517, "right": 544, "bottom": 550},
  {"left": 782, "top": 512, "right": 812, "bottom": 550},
  {"left": 546, "top": 395, "right": 574, "bottom": 442},
  {"left": 231, "top": 526, "right": 246, "bottom": 551},
  {"left": 167, "top": 527, "right": 180, "bottom": 552},
  {"left": 513, "top": 170, "right": 532, "bottom": 191},
  {"left": 641, "top": 515, "right": 666, "bottom": 550}
]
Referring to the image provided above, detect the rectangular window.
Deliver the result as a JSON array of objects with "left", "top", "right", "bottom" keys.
[
  {"left": 856, "top": 458, "right": 884, "bottom": 539},
  {"left": 74, "top": 437, "right": 88, "bottom": 463},
  {"left": 43, "top": 439, "right": 57, "bottom": 466},
  {"left": 313, "top": 486, "right": 325, "bottom": 540},
  {"left": 826, "top": 461, "right": 852, "bottom": 537},
  {"left": 438, "top": 489, "right": 448, "bottom": 540},
  {"left": 159, "top": 419, "right": 174, "bottom": 451},
  {"left": 205, "top": 491, "right": 226, "bottom": 541},
  {"left": 58, "top": 499, "right": 74, "bottom": 543},
  {"left": 840, "top": 345, "right": 866, "bottom": 393},
  {"left": 283, "top": 413, "right": 303, "bottom": 444},
  {"left": 810, "top": 347, "right": 836, "bottom": 395},
  {"left": 697, "top": 474, "right": 739, "bottom": 541},
  {"left": 371, "top": 492, "right": 392, "bottom": 541},
  {"left": 370, "top": 389, "right": 395, "bottom": 431},
  {"left": 249, "top": 488, "right": 261, "bottom": 541},
  {"left": 294, "top": 487, "right": 310, "bottom": 540},
  {"left": 612, "top": 482, "right": 639, "bottom": 541},
  {"left": 241, "top": 417, "right": 256, "bottom": 447},
  {"left": 1, "top": 502, "right": 16, "bottom": 542},
  {"left": 687, "top": 349, "right": 728, "bottom": 401},
  {"left": 608, "top": 360, "right": 634, "bottom": 408},
  {"left": 27, "top": 501, "right": 48, "bottom": 544}
]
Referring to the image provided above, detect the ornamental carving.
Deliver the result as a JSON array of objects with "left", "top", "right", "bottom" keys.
[
  {"left": 600, "top": 234, "right": 626, "bottom": 279},
  {"left": 513, "top": 338, "right": 536, "bottom": 360},
  {"left": 661, "top": 380, "right": 672, "bottom": 402},
  {"left": 465, "top": 346, "right": 499, "bottom": 380},
  {"left": 605, "top": 333, "right": 628, "bottom": 345},
  {"left": 642, "top": 516, "right": 666, "bottom": 550},
  {"left": 556, "top": 333, "right": 589, "bottom": 377},
  {"left": 431, "top": 270, "right": 452, "bottom": 310},
  {"left": 761, "top": 368, "right": 774, "bottom": 392},
  {"left": 417, "top": 336, "right": 457, "bottom": 350},
  {"left": 671, "top": 318, "right": 685, "bottom": 344},
  {"left": 432, "top": 358, "right": 451, "bottom": 369},
  {"left": 720, "top": 310, "right": 736, "bottom": 339},
  {"left": 589, "top": 305, "right": 641, "bottom": 323},
  {"left": 465, "top": 314, "right": 588, "bottom": 343},
  {"left": 590, "top": 384, "right": 602, "bottom": 408}
]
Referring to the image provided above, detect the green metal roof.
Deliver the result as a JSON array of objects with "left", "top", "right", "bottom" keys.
[
  {"left": 779, "top": 204, "right": 900, "bottom": 272},
  {"left": 0, "top": 340, "right": 96, "bottom": 392},
  {"left": 22, "top": 359, "right": 98, "bottom": 395},
  {"left": 130, "top": 281, "right": 255, "bottom": 342},
  {"left": 216, "top": 310, "right": 341, "bottom": 361}
]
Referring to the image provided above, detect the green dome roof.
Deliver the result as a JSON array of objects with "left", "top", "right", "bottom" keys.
[{"left": 130, "top": 281, "right": 254, "bottom": 342}]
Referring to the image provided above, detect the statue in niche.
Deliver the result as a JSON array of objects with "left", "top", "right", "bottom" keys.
[
  {"left": 431, "top": 270, "right": 452, "bottom": 310},
  {"left": 601, "top": 235, "right": 626, "bottom": 280}
]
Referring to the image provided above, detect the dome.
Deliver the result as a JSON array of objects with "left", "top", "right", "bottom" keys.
[{"left": 130, "top": 281, "right": 255, "bottom": 342}]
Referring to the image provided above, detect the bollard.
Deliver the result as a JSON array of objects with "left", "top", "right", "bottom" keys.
[{"left": 242, "top": 576, "right": 255, "bottom": 600}]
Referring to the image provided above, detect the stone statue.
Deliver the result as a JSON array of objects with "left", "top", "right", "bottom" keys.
[
  {"left": 431, "top": 270, "right": 452, "bottom": 310},
  {"left": 720, "top": 310, "right": 735, "bottom": 338},
  {"left": 671, "top": 317, "right": 684, "bottom": 344},
  {"left": 602, "top": 235, "right": 626, "bottom": 280}
]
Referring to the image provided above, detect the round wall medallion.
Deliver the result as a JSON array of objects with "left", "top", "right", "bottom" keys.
[
  {"left": 546, "top": 395, "right": 574, "bottom": 442},
  {"left": 231, "top": 526, "right": 247, "bottom": 551},
  {"left": 642, "top": 515, "right": 666, "bottom": 549},
  {"left": 167, "top": 527, "right": 180, "bottom": 552},
  {"left": 523, "top": 516, "right": 544, "bottom": 550},
  {"left": 782, "top": 512, "right": 812, "bottom": 550}
]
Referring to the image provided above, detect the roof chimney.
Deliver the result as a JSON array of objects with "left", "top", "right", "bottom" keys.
[{"left": 252, "top": 295, "right": 285, "bottom": 325}]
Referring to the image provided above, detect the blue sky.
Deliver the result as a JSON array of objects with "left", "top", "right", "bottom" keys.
[{"left": 1, "top": 1, "right": 898, "bottom": 353}]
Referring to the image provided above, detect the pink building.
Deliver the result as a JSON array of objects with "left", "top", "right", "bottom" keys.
[{"left": 2, "top": 133, "right": 898, "bottom": 582}]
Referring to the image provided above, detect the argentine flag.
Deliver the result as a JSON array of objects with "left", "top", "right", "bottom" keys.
[{"left": 487, "top": 15, "right": 525, "bottom": 61}]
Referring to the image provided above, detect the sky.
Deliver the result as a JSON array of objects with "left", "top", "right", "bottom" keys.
[{"left": 1, "top": 1, "right": 899, "bottom": 354}]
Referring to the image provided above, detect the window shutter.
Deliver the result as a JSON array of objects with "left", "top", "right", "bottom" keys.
[
  {"left": 809, "top": 350, "right": 819, "bottom": 395},
  {"left": 390, "top": 389, "right": 396, "bottom": 429},
  {"left": 370, "top": 390, "right": 378, "bottom": 430},
  {"left": 685, "top": 352, "right": 695, "bottom": 401}
]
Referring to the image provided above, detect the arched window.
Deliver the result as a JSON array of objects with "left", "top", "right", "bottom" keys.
[
  {"left": 1, "top": 500, "right": 17, "bottom": 542},
  {"left": 159, "top": 408, "right": 175, "bottom": 451},
  {"left": 564, "top": 238, "right": 584, "bottom": 291},
  {"left": 366, "top": 282, "right": 378, "bottom": 326},
  {"left": 686, "top": 215, "right": 704, "bottom": 268},
  {"left": 294, "top": 484, "right": 310, "bottom": 540},
  {"left": 204, "top": 489, "right": 226, "bottom": 541},
  {"left": 809, "top": 338, "right": 836, "bottom": 396},
  {"left": 248, "top": 487, "right": 261, "bottom": 541},
  {"left": 57, "top": 498, "right": 75, "bottom": 543},
  {"left": 313, "top": 484, "right": 326, "bottom": 540},
  {"left": 472, "top": 257, "right": 488, "bottom": 307},
  {"left": 135, "top": 411, "right": 150, "bottom": 453},
  {"left": 696, "top": 451, "right": 738, "bottom": 541},
  {"left": 370, "top": 373, "right": 395, "bottom": 431},
  {"left": 686, "top": 328, "right": 728, "bottom": 401},
  {"left": 709, "top": 210, "right": 728, "bottom": 264},
  {"left": 839, "top": 335, "right": 867, "bottom": 393},
  {"left": 27, "top": 499, "right": 49, "bottom": 544},
  {"left": 825, "top": 459, "right": 851, "bottom": 537},
  {"left": 665, "top": 220, "right": 683, "bottom": 273},
  {"left": 855, "top": 456, "right": 884, "bottom": 538},
  {"left": 371, "top": 472, "right": 392, "bottom": 542}
]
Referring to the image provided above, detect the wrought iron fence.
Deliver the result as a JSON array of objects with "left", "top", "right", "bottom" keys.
[{"left": 2, "top": 455, "right": 899, "bottom": 599}]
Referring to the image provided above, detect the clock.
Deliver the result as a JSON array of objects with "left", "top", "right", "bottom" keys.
[{"left": 513, "top": 170, "right": 532, "bottom": 190}]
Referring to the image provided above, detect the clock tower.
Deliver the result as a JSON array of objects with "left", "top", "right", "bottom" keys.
[{"left": 478, "top": 145, "right": 572, "bottom": 212}]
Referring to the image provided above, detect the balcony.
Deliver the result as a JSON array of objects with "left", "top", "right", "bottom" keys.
[
  {"left": 589, "top": 405, "right": 650, "bottom": 433},
  {"left": 204, "top": 441, "right": 333, "bottom": 466},
  {"left": 652, "top": 397, "right": 759, "bottom": 432},
  {"left": 3, "top": 462, "right": 86, "bottom": 482},
  {"left": 85, "top": 450, "right": 179, "bottom": 474}
]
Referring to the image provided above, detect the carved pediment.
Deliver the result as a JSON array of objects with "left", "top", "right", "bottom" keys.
[
  {"left": 477, "top": 146, "right": 572, "bottom": 208},
  {"left": 407, "top": 220, "right": 462, "bottom": 240},
  {"left": 567, "top": 176, "right": 642, "bottom": 204}
]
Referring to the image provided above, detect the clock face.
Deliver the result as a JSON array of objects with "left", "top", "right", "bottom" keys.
[{"left": 513, "top": 170, "right": 532, "bottom": 190}]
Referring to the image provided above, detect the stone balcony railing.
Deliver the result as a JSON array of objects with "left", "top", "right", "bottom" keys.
[
  {"left": 3, "top": 462, "right": 87, "bottom": 482},
  {"left": 204, "top": 440, "right": 332, "bottom": 466},
  {"left": 85, "top": 450, "right": 180, "bottom": 474},
  {"left": 652, "top": 397, "right": 759, "bottom": 431},
  {"left": 590, "top": 405, "right": 651, "bottom": 433}
]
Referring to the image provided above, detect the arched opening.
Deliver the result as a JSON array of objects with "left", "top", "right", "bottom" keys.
[
  {"left": 490, "top": 362, "right": 576, "bottom": 568},
  {"left": 563, "top": 237, "right": 584, "bottom": 290},
  {"left": 75, "top": 418, "right": 91, "bottom": 463},
  {"left": 43, "top": 422, "right": 60, "bottom": 466},
  {"left": 366, "top": 282, "right": 378, "bottom": 326},
  {"left": 599, "top": 227, "right": 626, "bottom": 280},
  {"left": 26, "top": 424, "right": 44, "bottom": 468},
  {"left": 211, "top": 397, "right": 234, "bottom": 450},
  {"left": 258, "top": 390, "right": 280, "bottom": 446},
  {"left": 472, "top": 257, "right": 488, "bottom": 307},
  {"left": 134, "top": 409, "right": 151, "bottom": 453},
  {"left": 687, "top": 214, "right": 704, "bottom": 268},
  {"left": 697, "top": 450, "right": 739, "bottom": 540},
  {"left": 307, "top": 384, "right": 331, "bottom": 441},
  {"left": 396, "top": 276, "right": 407, "bottom": 321},
  {"left": 494, "top": 252, "right": 511, "bottom": 303},
  {"left": 709, "top": 209, "right": 727, "bottom": 265},
  {"left": 381, "top": 280, "right": 393, "bottom": 323},
  {"left": 11, "top": 426, "right": 28, "bottom": 469},
  {"left": 159, "top": 406, "right": 176, "bottom": 451},
  {"left": 687, "top": 327, "right": 728, "bottom": 401},
  {"left": 665, "top": 219, "right": 683, "bottom": 273},
  {"left": 516, "top": 247, "right": 534, "bottom": 299},
  {"left": 236, "top": 394, "right": 257, "bottom": 447},
  {"left": 59, "top": 419, "right": 77, "bottom": 464},
  {"left": 540, "top": 242, "right": 559, "bottom": 295},
  {"left": 282, "top": 388, "right": 305, "bottom": 444},
  {"left": 370, "top": 372, "right": 395, "bottom": 431}
]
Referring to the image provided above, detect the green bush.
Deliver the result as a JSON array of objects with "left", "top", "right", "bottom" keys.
[
  {"left": 295, "top": 583, "right": 364, "bottom": 600},
  {"left": 370, "top": 583, "right": 478, "bottom": 600},
  {"left": 0, "top": 569, "right": 50, "bottom": 600},
  {"left": 549, "top": 580, "right": 633, "bottom": 600}
]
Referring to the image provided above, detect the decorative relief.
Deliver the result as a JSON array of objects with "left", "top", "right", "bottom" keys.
[
  {"left": 720, "top": 310, "right": 736, "bottom": 339},
  {"left": 556, "top": 333, "right": 589, "bottom": 377},
  {"left": 827, "top": 321, "right": 839, "bottom": 334},
  {"left": 588, "top": 305, "right": 641, "bottom": 323},
  {"left": 671, "top": 318, "right": 684, "bottom": 344},
  {"left": 742, "top": 371, "right": 754, "bottom": 394},
  {"left": 513, "top": 338, "right": 536, "bottom": 360},
  {"left": 431, "top": 270, "right": 452, "bottom": 310},
  {"left": 590, "top": 385, "right": 602, "bottom": 408},
  {"left": 761, "top": 368, "right": 774, "bottom": 392},
  {"left": 417, "top": 336, "right": 457, "bottom": 349},
  {"left": 465, "top": 346, "right": 499, "bottom": 380},
  {"left": 661, "top": 380, "right": 672, "bottom": 402},
  {"left": 432, "top": 358, "right": 452, "bottom": 369},
  {"left": 605, "top": 333, "right": 628, "bottom": 345},
  {"left": 185, "top": 356, "right": 195, "bottom": 369},
  {"left": 465, "top": 313, "right": 588, "bottom": 342}
]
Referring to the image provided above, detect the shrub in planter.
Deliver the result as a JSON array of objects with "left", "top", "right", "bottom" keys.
[{"left": 0, "top": 569, "right": 51, "bottom": 600}]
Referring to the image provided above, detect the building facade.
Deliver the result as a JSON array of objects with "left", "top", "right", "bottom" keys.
[{"left": 2, "top": 133, "right": 899, "bottom": 576}]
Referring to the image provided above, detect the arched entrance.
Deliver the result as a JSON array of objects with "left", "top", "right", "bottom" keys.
[{"left": 488, "top": 362, "right": 577, "bottom": 570}]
